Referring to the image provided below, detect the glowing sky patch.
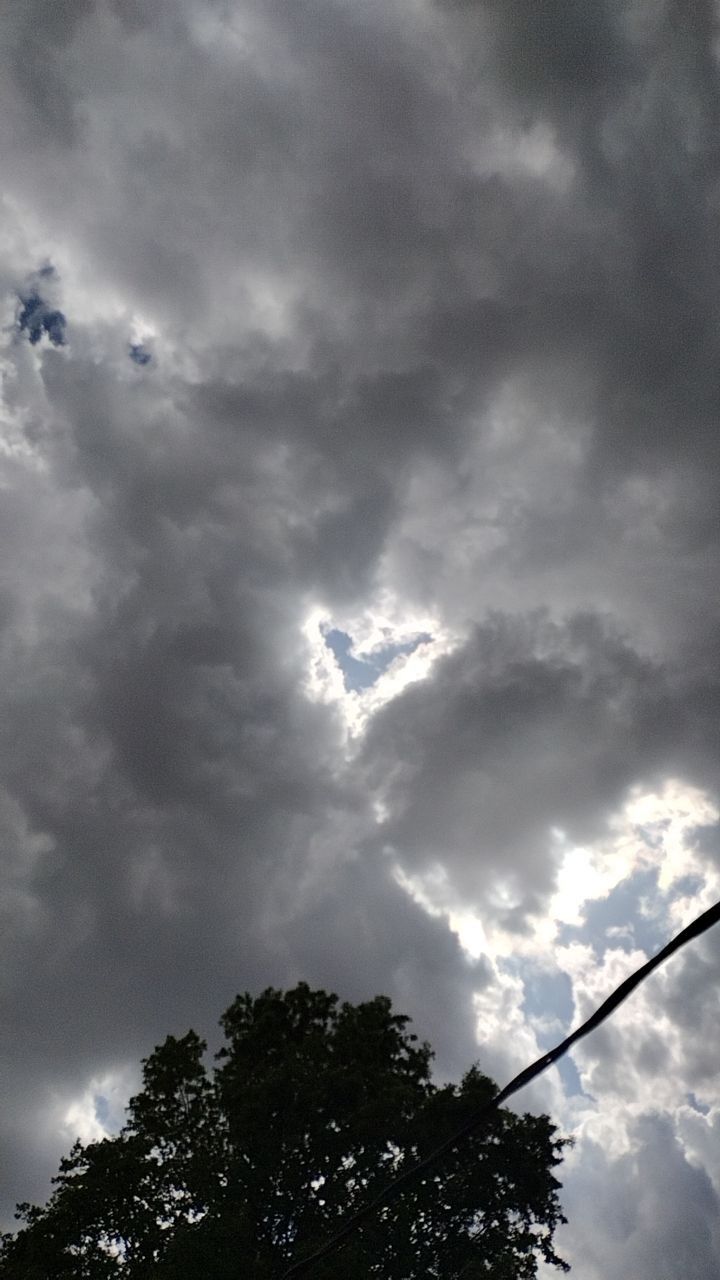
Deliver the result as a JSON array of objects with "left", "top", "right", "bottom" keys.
[
  {"left": 301, "top": 603, "right": 456, "bottom": 741},
  {"left": 61, "top": 1070, "right": 138, "bottom": 1149},
  {"left": 391, "top": 778, "right": 720, "bottom": 1129}
]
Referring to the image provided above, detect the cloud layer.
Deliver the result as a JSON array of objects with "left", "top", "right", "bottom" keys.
[{"left": 2, "top": 2, "right": 720, "bottom": 1275}]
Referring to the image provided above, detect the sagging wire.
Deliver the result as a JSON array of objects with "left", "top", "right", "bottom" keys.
[{"left": 280, "top": 896, "right": 720, "bottom": 1278}]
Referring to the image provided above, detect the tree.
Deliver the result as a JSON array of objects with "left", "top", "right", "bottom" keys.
[{"left": 0, "top": 984, "right": 570, "bottom": 1278}]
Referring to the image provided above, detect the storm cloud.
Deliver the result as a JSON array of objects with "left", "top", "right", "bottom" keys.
[{"left": 1, "top": 2, "right": 720, "bottom": 1275}]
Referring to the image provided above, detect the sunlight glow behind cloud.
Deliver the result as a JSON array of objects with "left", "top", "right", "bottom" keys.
[{"left": 301, "top": 601, "right": 457, "bottom": 742}]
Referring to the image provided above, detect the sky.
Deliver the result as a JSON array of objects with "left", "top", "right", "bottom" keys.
[{"left": 1, "top": 1, "right": 720, "bottom": 1274}]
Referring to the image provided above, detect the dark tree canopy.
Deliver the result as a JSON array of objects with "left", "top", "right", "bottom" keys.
[{"left": 0, "top": 984, "right": 570, "bottom": 1278}]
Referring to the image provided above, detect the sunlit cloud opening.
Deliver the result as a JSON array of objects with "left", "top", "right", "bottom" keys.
[
  {"left": 388, "top": 776, "right": 720, "bottom": 1150},
  {"left": 548, "top": 779, "right": 720, "bottom": 937},
  {"left": 301, "top": 600, "right": 458, "bottom": 745},
  {"left": 60, "top": 1069, "right": 137, "bottom": 1147},
  {"left": 390, "top": 779, "right": 719, "bottom": 969}
]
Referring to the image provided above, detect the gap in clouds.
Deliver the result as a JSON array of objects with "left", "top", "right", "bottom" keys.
[
  {"left": 389, "top": 777, "right": 720, "bottom": 1064},
  {"left": 389, "top": 774, "right": 720, "bottom": 1273},
  {"left": 323, "top": 625, "right": 432, "bottom": 693},
  {"left": 301, "top": 602, "right": 457, "bottom": 742}
]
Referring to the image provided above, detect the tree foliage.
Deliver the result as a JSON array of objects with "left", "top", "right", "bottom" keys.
[{"left": 0, "top": 984, "right": 570, "bottom": 1278}]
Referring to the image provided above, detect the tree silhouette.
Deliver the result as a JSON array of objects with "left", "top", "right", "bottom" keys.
[{"left": 0, "top": 984, "right": 570, "bottom": 1278}]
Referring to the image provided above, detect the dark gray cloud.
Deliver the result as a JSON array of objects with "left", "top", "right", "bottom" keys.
[{"left": 0, "top": 1, "right": 719, "bottom": 1270}]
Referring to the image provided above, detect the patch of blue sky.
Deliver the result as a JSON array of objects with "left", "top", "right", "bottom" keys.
[
  {"left": 93, "top": 1094, "right": 112, "bottom": 1128},
  {"left": 634, "top": 819, "right": 671, "bottom": 851},
  {"left": 16, "top": 290, "right": 67, "bottom": 347},
  {"left": 687, "top": 1092, "right": 711, "bottom": 1115},
  {"left": 550, "top": 1053, "right": 585, "bottom": 1098},
  {"left": 687, "top": 821, "right": 720, "bottom": 862},
  {"left": 323, "top": 627, "right": 431, "bottom": 693},
  {"left": 670, "top": 873, "right": 704, "bottom": 898},
  {"left": 557, "top": 866, "right": 669, "bottom": 958},
  {"left": 517, "top": 961, "right": 575, "bottom": 1028},
  {"left": 93, "top": 1091, "right": 127, "bottom": 1134},
  {"left": 500, "top": 956, "right": 585, "bottom": 1097},
  {"left": 129, "top": 343, "right": 152, "bottom": 366}
]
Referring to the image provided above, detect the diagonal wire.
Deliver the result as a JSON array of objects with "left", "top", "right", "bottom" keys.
[{"left": 279, "top": 896, "right": 720, "bottom": 1279}]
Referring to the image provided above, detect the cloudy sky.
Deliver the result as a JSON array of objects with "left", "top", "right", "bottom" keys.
[{"left": 2, "top": 0, "right": 720, "bottom": 1273}]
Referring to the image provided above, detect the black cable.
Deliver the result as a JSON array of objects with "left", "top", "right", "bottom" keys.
[{"left": 279, "top": 896, "right": 720, "bottom": 1278}]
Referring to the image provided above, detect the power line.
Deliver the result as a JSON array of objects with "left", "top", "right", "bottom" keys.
[{"left": 280, "top": 896, "right": 720, "bottom": 1278}]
